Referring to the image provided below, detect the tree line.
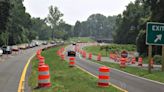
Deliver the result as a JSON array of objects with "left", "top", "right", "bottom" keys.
[{"left": 1, "top": 0, "right": 164, "bottom": 56}]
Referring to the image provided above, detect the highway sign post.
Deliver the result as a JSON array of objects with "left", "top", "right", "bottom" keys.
[{"left": 146, "top": 22, "right": 164, "bottom": 73}]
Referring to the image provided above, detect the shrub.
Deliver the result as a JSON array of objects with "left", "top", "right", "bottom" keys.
[{"left": 153, "top": 55, "right": 162, "bottom": 64}]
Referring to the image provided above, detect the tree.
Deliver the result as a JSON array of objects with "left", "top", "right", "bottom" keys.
[{"left": 46, "top": 6, "right": 63, "bottom": 39}]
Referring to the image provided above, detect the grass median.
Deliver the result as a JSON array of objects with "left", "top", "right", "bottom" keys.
[
  {"left": 28, "top": 46, "right": 122, "bottom": 92},
  {"left": 83, "top": 44, "right": 136, "bottom": 57}
]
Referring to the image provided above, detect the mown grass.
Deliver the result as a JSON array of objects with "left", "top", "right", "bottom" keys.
[
  {"left": 83, "top": 44, "right": 136, "bottom": 57},
  {"left": 28, "top": 46, "right": 122, "bottom": 92},
  {"left": 68, "top": 37, "right": 95, "bottom": 43},
  {"left": 91, "top": 60, "right": 164, "bottom": 83}
]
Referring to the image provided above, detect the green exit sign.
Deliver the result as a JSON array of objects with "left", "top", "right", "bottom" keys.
[{"left": 146, "top": 22, "right": 164, "bottom": 45}]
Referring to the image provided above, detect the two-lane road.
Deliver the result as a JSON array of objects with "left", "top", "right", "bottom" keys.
[
  {"left": 65, "top": 45, "right": 164, "bottom": 92},
  {"left": 0, "top": 45, "right": 51, "bottom": 92}
]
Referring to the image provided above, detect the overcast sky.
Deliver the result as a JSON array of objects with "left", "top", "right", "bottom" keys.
[{"left": 23, "top": 0, "right": 135, "bottom": 25}]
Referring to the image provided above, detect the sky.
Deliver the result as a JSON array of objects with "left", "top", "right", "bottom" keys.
[{"left": 23, "top": 0, "right": 135, "bottom": 25}]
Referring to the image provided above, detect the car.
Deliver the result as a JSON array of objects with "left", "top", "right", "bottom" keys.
[
  {"left": 12, "top": 45, "right": 19, "bottom": 51},
  {"left": 72, "top": 43, "right": 76, "bottom": 45},
  {"left": 2, "top": 46, "right": 12, "bottom": 54},
  {"left": 42, "top": 41, "right": 48, "bottom": 45},
  {"left": 0, "top": 48, "right": 3, "bottom": 56},
  {"left": 67, "top": 51, "right": 76, "bottom": 57},
  {"left": 50, "top": 41, "right": 55, "bottom": 44}
]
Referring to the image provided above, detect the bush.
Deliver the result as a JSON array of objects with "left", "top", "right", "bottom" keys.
[{"left": 153, "top": 55, "right": 162, "bottom": 64}]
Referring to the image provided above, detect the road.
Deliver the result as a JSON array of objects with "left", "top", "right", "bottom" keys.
[
  {"left": 0, "top": 45, "right": 50, "bottom": 92},
  {"left": 65, "top": 45, "right": 164, "bottom": 92}
]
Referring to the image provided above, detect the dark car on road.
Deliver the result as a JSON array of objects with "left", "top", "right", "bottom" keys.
[
  {"left": 67, "top": 51, "right": 76, "bottom": 57},
  {"left": 2, "top": 46, "right": 12, "bottom": 54}
]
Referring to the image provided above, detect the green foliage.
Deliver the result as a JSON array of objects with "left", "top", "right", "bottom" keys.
[
  {"left": 136, "top": 30, "right": 147, "bottom": 55},
  {"left": 114, "top": 0, "right": 150, "bottom": 44},
  {"left": 153, "top": 55, "right": 162, "bottom": 65},
  {"left": 84, "top": 44, "right": 136, "bottom": 57},
  {"left": 73, "top": 14, "right": 116, "bottom": 38}
]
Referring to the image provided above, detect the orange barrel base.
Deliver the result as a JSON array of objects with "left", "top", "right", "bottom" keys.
[
  {"left": 138, "top": 64, "right": 142, "bottom": 66},
  {"left": 98, "top": 83, "right": 109, "bottom": 87},
  {"left": 38, "top": 83, "right": 51, "bottom": 88}
]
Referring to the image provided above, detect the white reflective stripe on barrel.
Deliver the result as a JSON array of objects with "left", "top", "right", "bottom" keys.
[
  {"left": 39, "top": 71, "right": 49, "bottom": 75},
  {"left": 98, "top": 79, "right": 109, "bottom": 83},
  {"left": 99, "top": 72, "right": 110, "bottom": 76},
  {"left": 39, "top": 79, "right": 50, "bottom": 83}
]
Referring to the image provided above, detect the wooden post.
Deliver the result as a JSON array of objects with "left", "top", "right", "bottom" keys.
[
  {"left": 162, "top": 46, "right": 164, "bottom": 71},
  {"left": 148, "top": 45, "right": 152, "bottom": 73}
]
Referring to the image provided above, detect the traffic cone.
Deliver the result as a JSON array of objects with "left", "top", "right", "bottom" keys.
[{"left": 38, "top": 64, "right": 51, "bottom": 88}]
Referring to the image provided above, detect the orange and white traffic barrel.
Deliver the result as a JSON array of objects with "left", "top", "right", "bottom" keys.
[
  {"left": 69, "top": 57, "right": 75, "bottom": 67},
  {"left": 88, "top": 53, "right": 92, "bottom": 60},
  {"left": 150, "top": 58, "right": 154, "bottom": 68},
  {"left": 120, "top": 58, "right": 126, "bottom": 68},
  {"left": 61, "top": 54, "right": 65, "bottom": 60},
  {"left": 98, "top": 66, "right": 110, "bottom": 87},
  {"left": 138, "top": 57, "right": 143, "bottom": 66},
  {"left": 82, "top": 51, "right": 86, "bottom": 59},
  {"left": 39, "top": 56, "right": 45, "bottom": 66},
  {"left": 97, "top": 53, "right": 101, "bottom": 61},
  {"left": 131, "top": 57, "right": 136, "bottom": 64},
  {"left": 38, "top": 64, "right": 51, "bottom": 88}
]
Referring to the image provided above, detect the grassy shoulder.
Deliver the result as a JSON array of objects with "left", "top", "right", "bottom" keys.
[
  {"left": 90, "top": 60, "right": 164, "bottom": 83},
  {"left": 83, "top": 44, "right": 136, "bottom": 57},
  {"left": 28, "top": 46, "right": 122, "bottom": 92}
]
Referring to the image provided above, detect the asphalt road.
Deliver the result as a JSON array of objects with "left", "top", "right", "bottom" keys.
[
  {"left": 0, "top": 45, "right": 50, "bottom": 92},
  {"left": 65, "top": 45, "right": 164, "bottom": 92}
]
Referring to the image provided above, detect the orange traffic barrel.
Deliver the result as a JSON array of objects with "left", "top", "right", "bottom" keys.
[
  {"left": 88, "top": 53, "right": 92, "bottom": 60},
  {"left": 82, "top": 51, "right": 86, "bottom": 58},
  {"left": 138, "top": 57, "right": 143, "bottom": 66},
  {"left": 120, "top": 58, "right": 126, "bottom": 68},
  {"left": 36, "top": 50, "right": 41, "bottom": 56},
  {"left": 131, "top": 57, "right": 136, "bottom": 64},
  {"left": 69, "top": 57, "right": 75, "bottom": 67},
  {"left": 150, "top": 58, "right": 154, "bottom": 68},
  {"left": 38, "top": 64, "right": 51, "bottom": 88},
  {"left": 61, "top": 54, "right": 65, "bottom": 60},
  {"left": 97, "top": 53, "right": 101, "bottom": 61},
  {"left": 39, "top": 56, "right": 45, "bottom": 66},
  {"left": 98, "top": 66, "right": 110, "bottom": 87}
]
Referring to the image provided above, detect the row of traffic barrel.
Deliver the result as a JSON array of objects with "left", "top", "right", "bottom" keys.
[
  {"left": 36, "top": 50, "right": 51, "bottom": 88},
  {"left": 58, "top": 47, "right": 111, "bottom": 87}
]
